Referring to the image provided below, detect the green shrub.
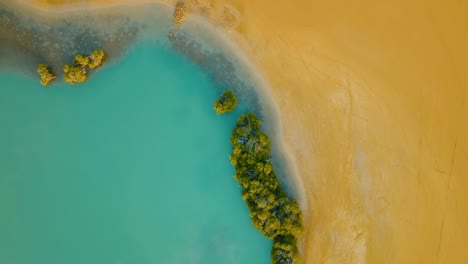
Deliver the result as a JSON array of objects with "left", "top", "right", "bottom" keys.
[
  {"left": 214, "top": 90, "right": 238, "bottom": 115},
  {"left": 63, "top": 64, "right": 87, "bottom": 84},
  {"left": 63, "top": 49, "right": 105, "bottom": 85},
  {"left": 74, "top": 54, "right": 90, "bottom": 67},
  {"left": 36, "top": 64, "right": 56, "bottom": 86},
  {"left": 230, "top": 113, "right": 304, "bottom": 264},
  {"left": 272, "top": 235, "right": 300, "bottom": 264},
  {"left": 88, "top": 49, "right": 105, "bottom": 69}
]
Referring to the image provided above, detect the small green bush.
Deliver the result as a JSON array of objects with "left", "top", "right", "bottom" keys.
[
  {"left": 36, "top": 64, "right": 56, "bottom": 86},
  {"left": 88, "top": 49, "right": 105, "bottom": 69},
  {"left": 74, "top": 54, "right": 90, "bottom": 67},
  {"left": 63, "top": 64, "right": 87, "bottom": 84},
  {"left": 214, "top": 90, "right": 238, "bottom": 115}
]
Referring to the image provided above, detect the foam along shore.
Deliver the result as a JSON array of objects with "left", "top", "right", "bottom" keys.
[{"left": 4, "top": 0, "right": 468, "bottom": 264}]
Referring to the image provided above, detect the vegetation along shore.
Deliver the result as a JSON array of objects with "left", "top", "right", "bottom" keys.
[
  {"left": 36, "top": 49, "right": 105, "bottom": 86},
  {"left": 216, "top": 91, "right": 304, "bottom": 264}
]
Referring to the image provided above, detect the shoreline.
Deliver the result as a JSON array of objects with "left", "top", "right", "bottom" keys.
[
  {"left": 4, "top": 0, "right": 468, "bottom": 263},
  {"left": 1, "top": 1, "right": 308, "bottom": 206},
  {"left": 2, "top": 0, "right": 309, "bottom": 248},
  {"left": 175, "top": 14, "right": 308, "bottom": 207}
]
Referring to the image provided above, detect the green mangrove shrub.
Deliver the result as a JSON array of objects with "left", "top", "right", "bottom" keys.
[
  {"left": 230, "top": 112, "right": 304, "bottom": 264},
  {"left": 88, "top": 49, "right": 105, "bottom": 69},
  {"left": 36, "top": 64, "right": 56, "bottom": 86},
  {"left": 63, "top": 49, "right": 105, "bottom": 85},
  {"left": 214, "top": 90, "right": 238, "bottom": 115},
  {"left": 74, "top": 54, "right": 90, "bottom": 68},
  {"left": 64, "top": 64, "right": 87, "bottom": 84}
]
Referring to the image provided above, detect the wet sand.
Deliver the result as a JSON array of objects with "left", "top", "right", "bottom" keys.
[{"left": 4, "top": 0, "right": 468, "bottom": 263}]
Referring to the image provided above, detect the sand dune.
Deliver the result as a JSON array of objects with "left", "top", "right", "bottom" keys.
[{"left": 4, "top": 0, "right": 468, "bottom": 263}]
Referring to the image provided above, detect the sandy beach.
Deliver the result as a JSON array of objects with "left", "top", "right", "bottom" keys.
[{"left": 4, "top": 0, "right": 468, "bottom": 263}]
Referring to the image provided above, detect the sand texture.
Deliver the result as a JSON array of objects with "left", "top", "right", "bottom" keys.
[
  {"left": 4, "top": 0, "right": 468, "bottom": 263},
  {"left": 215, "top": 1, "right": 468, "bottom": 263}
]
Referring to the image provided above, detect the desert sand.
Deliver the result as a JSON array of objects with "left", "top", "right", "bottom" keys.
[
  {"left": 5, "top": 0, "right": 468, "bottom": 263},
  {"left": 220, "top": 1, "right": 468, "bottom": 263}
]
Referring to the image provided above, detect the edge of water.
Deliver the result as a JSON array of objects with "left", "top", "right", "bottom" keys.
[{"left": 1, "top": 0, "right": 308, "bottom": 215}]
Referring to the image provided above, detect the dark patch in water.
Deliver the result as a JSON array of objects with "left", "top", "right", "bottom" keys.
[{"left": 0, "top": 5, "right": 139, "bottom": 77}]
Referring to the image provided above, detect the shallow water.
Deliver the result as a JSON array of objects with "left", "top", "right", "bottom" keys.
[{"left": 0, "top": 41, "right": 272, "bottom": 263}]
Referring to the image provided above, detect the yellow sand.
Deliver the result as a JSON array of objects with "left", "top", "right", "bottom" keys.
[{"left": 7, "top": 0, "right": 468, "bottom": 263}]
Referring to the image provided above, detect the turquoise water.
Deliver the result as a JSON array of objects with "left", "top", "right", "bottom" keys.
[{"left": 0, "top": 42, "right": 271, "bottom": 263}]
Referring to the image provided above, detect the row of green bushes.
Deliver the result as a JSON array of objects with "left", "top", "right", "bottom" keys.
[
  {"left": 36, "top": 49, "right": 105, "bottom": 86},
  {"left": 216, "top": 90, "right": 304, "bottom": 264}
]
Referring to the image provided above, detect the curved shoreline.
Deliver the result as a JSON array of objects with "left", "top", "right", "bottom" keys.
[
  {"left": 9, "top": 1, "right": 467, "bottom": 264},
  {"left": 0, "top": 40, "right": 276, "bottom": 263},
  {"left": 175, "top": 14, "right": 308, "bottom": 207},
  {"left": 2, "top": 0, "right": 307, "bottom": 203},
  {"left": 2, "top": 0, "right": 308, "bottom": 245}
]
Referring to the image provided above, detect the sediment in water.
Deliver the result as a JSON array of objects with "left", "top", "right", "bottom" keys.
[{"left": 0, "top": 2, "right": 172, "bottom": 76}]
